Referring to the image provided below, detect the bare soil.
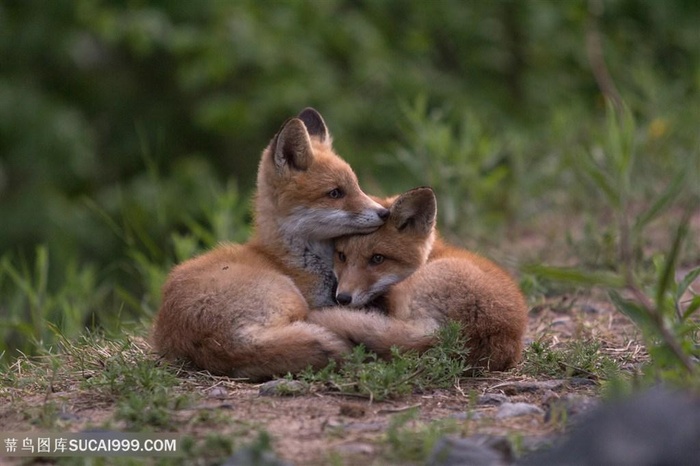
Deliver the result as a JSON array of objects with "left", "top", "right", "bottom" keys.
[
  {"left": 3, "top": 211, "right": 697, "bottom": 465},
  {"left": 0, "top": 294, "right": 646, "bottom": 465}
]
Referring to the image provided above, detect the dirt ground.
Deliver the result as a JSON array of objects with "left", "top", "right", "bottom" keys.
[
  {"left": 0, "top": 293, "right": 646, "bottom": 465},
  {"left": 4, "top": 212, "right": 697, "bottom": 465}
]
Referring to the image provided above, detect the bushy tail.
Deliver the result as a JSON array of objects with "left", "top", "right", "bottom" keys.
[
  {"left": 155, "top": 320, "right": 352, "bottom": 382},
  {"left": 308, "top": 308, "right": 439, "bottom": 358}
]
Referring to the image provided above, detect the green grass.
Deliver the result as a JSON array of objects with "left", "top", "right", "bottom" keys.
[
  {"left": 521, "top": 338, "right": 620, "bottom": 381},
  {"left": 1, "top": 95, "right": 698, "bottom": 393},
  {"left": 0, "top": 332, "right": 277, "bottom": 464},
  {"left": 526, "top": 102, "right": 700, "bottom": 389},
  {"left": 294, "top": 322, "right": 469, "bottom": 402},
  {"left": 384, "top": 408, "right": 460, "bottom": 464},
  {"left": 0, "top": 90, "right": 698, "bottom": 466}
]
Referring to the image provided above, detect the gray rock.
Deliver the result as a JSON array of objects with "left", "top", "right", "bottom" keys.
[
  {"left": 332, "top": 442, "right": 375, "bottom": 456},
  {"left": 478, "top": 393, "right": 508, "bottom": 406},
  {"left": 258, "top": 379, "right": 308, "bottom": 397},
  {"left": 223, "top": 447, "right": 291, "bottom": 466},
  {"left": 495, "top": 402, "right": 544, "bottom": 419},
  {"left": 544, "top": 394, "right": 599, "bottom": 424},
  {"left": 518, "top": 388, "right": 700, "bottom": 466},
  {"left": 428, "top": 435, "right": 512, "bottom": 466},
  {"left": 497, "top": 379, "right": 595, "bottom": 395}
]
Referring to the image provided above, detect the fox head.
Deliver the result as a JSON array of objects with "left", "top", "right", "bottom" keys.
[
  {"left": 333, "top": 187, "right": 437, "bottom": 307},
  {"left": 256, "top": 108, "right": 389, "bottom": 240}
]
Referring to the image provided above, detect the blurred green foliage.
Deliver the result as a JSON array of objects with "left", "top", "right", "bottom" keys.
[{"left": 1, "top": 0, "right": 699, "bottom": 361}]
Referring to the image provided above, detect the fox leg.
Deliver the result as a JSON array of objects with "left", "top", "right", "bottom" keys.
[{"left": 308, "top": 307, "right": 438, "bottom": 358}]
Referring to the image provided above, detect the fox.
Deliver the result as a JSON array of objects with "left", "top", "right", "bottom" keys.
[
  {"left": 152, "top": 108, "right": 390, "bottom": 381},
  {"left": 307, "top": 187, "right": 528, "bottom": 371}
]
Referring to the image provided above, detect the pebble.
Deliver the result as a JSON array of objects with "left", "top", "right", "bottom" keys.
[
  {"left": 544, "top": 394, "right": 599, "bottom": 423},
  {"left": 495, "top": 402, "right": 544, "bottom": 419},
  {"left": 332, "top": 442, "right": 375, "bottom": 456},
  {"left": 427, "top": 435, "right": 513, "bottom": 466},
  {"left": 478, "top": 393, "right": 508, "bottom": 406},
  {"left": 258, "top": 379, "right": 308, "bottom": 397},
  {"left": 497, "top": 378, "right": 595, "bottom": 395}
]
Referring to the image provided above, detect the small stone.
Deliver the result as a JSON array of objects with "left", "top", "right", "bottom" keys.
[
  {"left": 58, "top": 412, "right": 80, "bottom": 422},
  {"left": 581, "top": 304, "right": 600, "bottom": 314},
  {"left": 499, "top": 380, "right": 564, "bottom": 395},
  {"left": 495, "top": 402, "right": 544, "bottom": 419},
  {"left": 207, "top": 386, "right": 228, "bottom": 399},
  {"left": 427, "top": 435, "right": 513, "bottom": 466},
  {"left": 222, "top": 446, "right": 291, "bottom": 466},
  {"left": 498, "top": 379, "right": 595, "bottom": 396},
  {"left": 333, "top": 442, "right": 375, "bottom": 456},
  {"left": 545, "top": 394, "right": 599, "bottom": 424},
  {"left": 343, "top": 421, "right": 385, "bottom": 432},
  {"left": 478, "top": 393, "right": 508, "bottom": 406},
  {"left": 258, "top": 379, "right": 308, "bottom": 397}
]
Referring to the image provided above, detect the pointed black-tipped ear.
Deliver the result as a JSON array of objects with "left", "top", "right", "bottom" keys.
[
  {"left": 272, "top": 118, "right": 313, "bottom": 172},
  {"left": 297, "top": 107, "right": 329, "bottom": 143},
  {"left": 390, "top": 187, "right": 437, "bottom": 236}
]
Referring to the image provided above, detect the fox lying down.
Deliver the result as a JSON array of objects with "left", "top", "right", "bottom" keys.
[{"left": 309, "top": 187, "right": 528, "bottom": 371}]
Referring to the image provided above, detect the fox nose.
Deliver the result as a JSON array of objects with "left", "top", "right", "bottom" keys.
[
  {"left": 336, "top": 293, "right": 352, "bottom": 306},
  {"left": 377, "top": 208, "right": 390, "bottom": 221}
]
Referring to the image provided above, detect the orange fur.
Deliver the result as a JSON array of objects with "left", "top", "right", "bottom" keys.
[
  {"left": 152, "top": 109, "right": 389, "bottom": 381},
  {"left": 309, "top": 188, "right": 528, "bottom": 371}
]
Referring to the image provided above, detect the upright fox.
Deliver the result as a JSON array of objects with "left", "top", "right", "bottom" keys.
[
  {"left": 153, "top": 108, "right": 389, "bottom": 380},
  {"left": 308, "top": 188, "right": 528, "bottom": 371}
]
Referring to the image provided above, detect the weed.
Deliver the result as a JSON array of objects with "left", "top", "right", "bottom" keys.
[
  {"left": 384, "top": 408, "right": 459, "bottom": 463},
  {"left": 179, "top": 432, "right": 235, "bottom": 461},
  {"left": 521, "top": 338, "right": 619, "bottom": 381},
  {"left": 527, "top": 101, "right": 700, "bottom": 388},
  {"left": 297, "top": 322, "right": 469, "bottom": 401},
  {"left": 382, "top": 97, "right": 517, "bottom": 237},
  {"left": 0, "top": 246, "right": 110, "bottom": 362}
]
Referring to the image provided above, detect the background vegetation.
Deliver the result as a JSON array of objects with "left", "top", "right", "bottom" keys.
[{"left": 1, "top": 0, "right": 699, "bottom": 382}]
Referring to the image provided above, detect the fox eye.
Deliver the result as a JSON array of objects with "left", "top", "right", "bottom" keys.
[
  {"left": 328, "top": 188, "right": 345, "bottom": 199},
  {"left": 337, "top": 251, "right": 346, "bottom": 262},
  {"left": 370, "top": 254, "right": 384, "bottom": 265}
]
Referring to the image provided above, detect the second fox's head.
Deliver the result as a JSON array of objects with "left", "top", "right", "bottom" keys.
[{"left": 333, "top": 187, "right": 437, "bottom": 307}]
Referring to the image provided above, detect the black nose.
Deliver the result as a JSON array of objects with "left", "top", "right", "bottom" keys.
[
  {"left": 378, "top": 208, "right": 390, "bottom": 220},
  {"left": 336, "top": 293, "right": 352, "bottom": 306}
]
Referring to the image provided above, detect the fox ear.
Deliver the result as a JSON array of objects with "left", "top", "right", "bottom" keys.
[
  {"left": 390, "top": 187, "right": 437, "bottom": 236},
  {"left": 297, "top": 107, "right": 330, "bottom": 143},
  {"left": 272, "top": 118, "right": 313, "bottom": 172}
]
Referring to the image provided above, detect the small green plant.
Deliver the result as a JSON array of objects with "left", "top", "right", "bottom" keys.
[
  {"left": 116, "top": 389, "right": 178, "bottom": 429},
  {"left": 383, "top": 97, "right": 516, "bottom": 236},
  {"left": 610, "top": 253, "right": 700, "bottom": 387},
  {"left": 190, "top": 433, "right": 235, "bottom": 459},
  {"left": 297, "top": 322, "right": 469, "bottom": 401},
  {"left": 528, "top": 101, "right": 700, "bottom": 388},
  {"left": 0, "top": 246, "right": 112, "bottom": 361},
  {"left": 75, "top": 338, "right": 191, "bottom": 429},
  {"left": 384, "top": 408, "right": 459, "bottom": 463},
  {"left": 521, "top": 338, "right": 619, "bottom": 380}
]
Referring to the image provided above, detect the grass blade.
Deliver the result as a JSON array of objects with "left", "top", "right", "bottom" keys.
[
  {"left": 676, "top": 266, "right": 700, "bottom": 304},
  {"left": 633, "top": 170, "right": 686, "bottom": 234},
  {"left": 609, "top": 290, "right": 653, "bottom": 330},
  {"left": 524, "top": 264, "right": 625, "bottom": 288},
  {"left": 681, "top": 296, "right": 700, "bottom": 322},
  {"left": 655, "top": 209, "right": 691, "bottom": 310}
]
